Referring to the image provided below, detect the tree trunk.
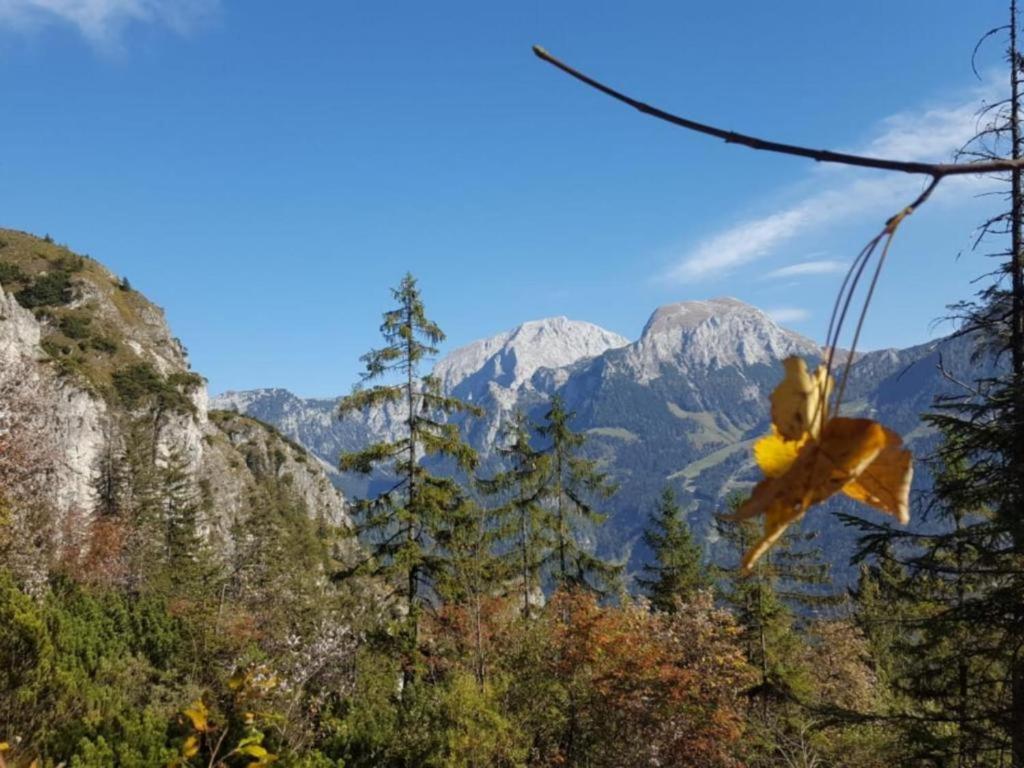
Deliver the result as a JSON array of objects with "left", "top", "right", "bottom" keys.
[
  {"left": 1009, "top": 5, "right": 1024, "bottom": 762},
  {"left": 405, "top": 303, "right": 419, "bottom": 688}
]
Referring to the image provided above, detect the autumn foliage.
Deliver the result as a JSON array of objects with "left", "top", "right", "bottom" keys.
[{"left": 537, "top": 590, "right": 750, "bottom": 768}]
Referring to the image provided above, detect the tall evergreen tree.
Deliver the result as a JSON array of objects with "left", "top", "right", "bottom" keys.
[
  {"left": 923, "top": 7, "right": 1024, "bottom": 761},
  {"left": 715, "top": 515, "right": 814, "bottom": 706},
  {"left": 337, "top": 273, "right": 480, "bottom": 668},
  {"left": 478, "top": 410, "right": 553, "bottom": 618},
  {"left": 92, "top": 439, "right": 127, "bottom": 520},
  {"left": 433, "top": 494, "right": 505, "bottom": 688},
  {"left": 846, "top": 428, "right": 1007, "bottom": 765},
  {"left": 636, "top": 486, "right": 706, "bottom": 612},
  {"left": 839, "top": 8, "right": 1024, "bottom": 762},
  {"left": 536, "top": 395, "right": 620, "bottom": 595},
  {"left": 155, "top": 445, "right": 218, "bottom": 597}
]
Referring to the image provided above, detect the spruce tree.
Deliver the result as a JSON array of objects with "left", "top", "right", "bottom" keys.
[
  {"left": 536, "top": 395, "right": 621, "bottom": 595},
  {"left": 846, "top": 428, "right": 1006, "bottom": 765},
  {"left": 925, "top": 7, "right": 1024, "bottom": 759},
  {"left": 715, "top": 515, "right": 813, "bottom": 705},
  {"left": 156, "top": 445, "right": 217, "bottom": 596},
  {"left": 433, "top": 494, "right": 505, "bottom": 687},
  {"left": 636, "top": 486, "right": 706, "bottom": 612},
  {"left": 478, "top": 410, "right": 553, "bottom": 618},
  {"left": 92, "top": 440, "right": 127, "bottom": 520},
  {"left": 337, "top": 273, "right": 480, "bottom": 668},
  {"left": 838, "top": 9, "right": 1024, "bottom": 761},
  {"left": 119, "top": 419, "right": 164, "bottom": 589}
]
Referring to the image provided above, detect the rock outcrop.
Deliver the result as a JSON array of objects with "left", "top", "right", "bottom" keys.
[{"left": 0, "top": 228, "right": 353, "bottom": 558}]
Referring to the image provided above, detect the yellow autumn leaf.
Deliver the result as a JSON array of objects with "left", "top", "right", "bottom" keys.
[
  {"left": 182, "top": 735, "right": 200, "bottom": 759},
  {"left": 734, "top": 417, "right": 887, "bottom": 571},
  {"left": 753, "top": 427, "right": 804, "bottom": 478},
  {"left": 0, "top": 742, "right": 8, "bottom": 752},
  {"left": 770, "top": 356, "right": 833, "bottom": 441},
  {"left": 842, "top": 425, "right": 912, "bottom": 524},
  {"left": 730, "top": 355, "right": 912, "bottom": 570},
  {"left": 183, "top": 700, "right": 209, "bottom": 733},
  {"left": 235, "top": 744, "right": 269, "bottom": 758}
]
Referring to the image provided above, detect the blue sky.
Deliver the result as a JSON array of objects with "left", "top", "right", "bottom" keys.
[{"left": 0, "top": 0, "right": 1012, "bottom": 396}]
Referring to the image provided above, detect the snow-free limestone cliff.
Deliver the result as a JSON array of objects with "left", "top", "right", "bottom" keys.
[{"left": 0, "top": 228, "right": 353, "bottom": 561}]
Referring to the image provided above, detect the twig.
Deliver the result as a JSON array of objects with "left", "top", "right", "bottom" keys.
[
  {"left": 532, "top": 45, "right": 1024, "bottom": 178},
  {"left": 938, "top": 352, "right": 985, "bottom": 397}
]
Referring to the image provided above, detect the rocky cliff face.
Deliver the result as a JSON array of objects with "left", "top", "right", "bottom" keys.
[{"left": 0, "top": 228, "right": 352, "bottom": 559}]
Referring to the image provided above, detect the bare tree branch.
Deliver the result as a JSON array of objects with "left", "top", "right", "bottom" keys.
[{"left": 532, "top": 45, "right": 1024, "bottom": 178}]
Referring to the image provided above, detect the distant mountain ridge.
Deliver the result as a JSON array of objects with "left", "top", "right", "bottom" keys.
[{"left": 213, "top": 297, "right": 986, "bottom": 581}]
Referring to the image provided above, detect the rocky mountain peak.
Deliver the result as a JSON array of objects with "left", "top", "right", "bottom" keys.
[
  {"left": 626, "top": 297, "right": 820, "bottom": 380},
  {"left": 641, "top": 297, "right": 754, "bottom": 338},
  {"left": 434, "top": 316, "right": 629, "bottom": 396}
]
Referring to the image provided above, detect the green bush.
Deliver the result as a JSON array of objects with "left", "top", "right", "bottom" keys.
[
  {"left": 59, "top": 313, "right": 93, "bottom": 340},
  {"left": 16, "top": 270, "right": 73, "bottom": 308},
  {"left": 54, "top": 254, "right": 85, "bottom": 273},
  {"left": 88, "top": 336, "right": 119, "bottom": 354},
  {"left": 112, "top": 364, "right": 200, "bottom": 414},
  {"left": 111, "top": 363, "right": 167, "bottom": 407},
  {"left": 0, "top": 571, "right": 191, "bottom": 765},
  {"left": 0, "top": 261, "right": 28, "bottom": 286},
  {"left": 41, "top": 337, "right": 73, "bottom": 358}
]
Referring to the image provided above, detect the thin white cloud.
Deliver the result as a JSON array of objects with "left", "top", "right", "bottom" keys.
[
  {"left": 0, "top": 0, "right": 217, "bottom": 44},
  {"left": 766, "top": 307, "right": 810, "bottom": 324},
  {"left": 763, "top": 259, "right": 848, "bottom": 279},
  {"left": 668, "top": 76, "right": 1003, "bottom": 282}
]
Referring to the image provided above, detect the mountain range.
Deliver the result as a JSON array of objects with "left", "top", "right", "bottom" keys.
[{"left": 213, "top": 296, "right": 988, "bottom": 581}]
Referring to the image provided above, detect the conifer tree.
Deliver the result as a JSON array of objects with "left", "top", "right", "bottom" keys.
[
  {"left": 92, "top": 440, "right": 127, "bottom": 520},
  {"left": 536, "top": 395, "right": 620, "bottom": 594},
  {"left": 337, "top": 273, "right": 480, "bottom": 666},
  {"left": 715, "top": 516, "right": 813, "bottom": 705},
  {"left": 156, "top": 445, "right": 218, "bottom": 597},
  {"left": 636, "top": 486, "right": 706, "bottom": 612},
  {"left": 118, "top": 419, "right": 164, "bottom": 588},
  {"left": 478, "top": 410, "right": 553, "bottom": 618},
  {"left": 433, "top": 494, "right": 505, "bottom": 687},
  {"left": 834, "top": 10, "right": 1024, "bottom": 761},
  {"left": 920, "top": 7, "right": 1024, "bottom": 760},
  {"left": 846, "top": 428, "right": 1007, "bottom": 765}
]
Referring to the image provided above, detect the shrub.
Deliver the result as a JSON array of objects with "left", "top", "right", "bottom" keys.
[
  {"left": 88, "top": 336, "right": 119, "bottom": 354},
  {"left": 112, "top": 364, "right": 199, "bottom": 414},
  {"left": 112, "top": 363, "right": 166, "bottom": 407},
  {"left": 0, "top": 262, "right": 28, "bottom": 287},
  {"left": 54, "top": 255, "right": 85, "bottom": 273},
  {"left": 16, "top": 271, "right": 73, "bottom": 308},
  {"left": 59, "top": 314, "right": 92, "bottom": 340},
  {"left": 41, "top": 338, "right": 73, "bottom": 358}
]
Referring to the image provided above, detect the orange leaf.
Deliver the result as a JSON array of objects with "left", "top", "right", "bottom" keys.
[
  {"left": 735, "top": 417, "right": 887, "bottom": 570},
  {"left": 842, "top": 425, "right": 912, "bottom": 524},
  {"left": 770, "top": 356, "right": 832, "bottom": 441}
]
